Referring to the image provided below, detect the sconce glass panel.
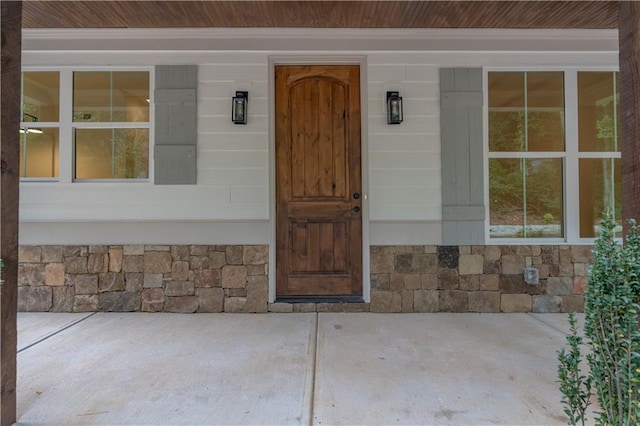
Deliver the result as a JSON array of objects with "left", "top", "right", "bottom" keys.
[
  {"left": 232, "top": 91, "right": 248, "bottom": 124},
  {"left": 387, "top": 91, "right": 403, "bottom": 124}
]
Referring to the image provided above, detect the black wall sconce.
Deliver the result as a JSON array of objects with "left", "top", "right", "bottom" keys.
[
  {"left": 386, "top": 91, "right": 403, "bottom": 125},
  {"left": 232, "top": 91, "right": 248, "bottom": 124}
]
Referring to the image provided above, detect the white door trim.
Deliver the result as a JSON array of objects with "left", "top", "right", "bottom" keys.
[{"left": 268, "top": 55, "right": 370, "bottom": 303}]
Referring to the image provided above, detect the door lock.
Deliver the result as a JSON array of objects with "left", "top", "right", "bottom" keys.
[{"left": 353, "top": 192, "right": 360, "bottom": 200}]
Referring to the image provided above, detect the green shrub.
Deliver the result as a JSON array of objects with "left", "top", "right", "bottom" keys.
[
  {"left": 558, "top": 216, "right": 640, "bottom": 425},
  {"left": 558, "top": 312, "right": 592, "bottom": 426}
]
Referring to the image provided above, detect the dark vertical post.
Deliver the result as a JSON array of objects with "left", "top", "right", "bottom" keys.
[
  {"left": 0, "top": 1, "right": 21, "bottom": 424},
  {"left": 620, "top": 1, "right": 640, "bottom": 230}
]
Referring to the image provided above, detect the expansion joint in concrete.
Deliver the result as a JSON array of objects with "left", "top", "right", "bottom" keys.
[
  {"left": 304, "top": 312, "right": 319, "bottom": 426},
  {"left": 17, "top": 313, "right": 96, "bottom": 353}
]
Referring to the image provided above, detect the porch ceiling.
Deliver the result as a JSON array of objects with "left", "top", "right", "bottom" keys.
[{"left": 23, "top": 1, "right": 618, "bottom": 29}]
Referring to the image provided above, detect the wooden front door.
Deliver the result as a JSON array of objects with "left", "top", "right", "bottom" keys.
[{"left": 275, "top": 65, "right": 362, "bottom": 297}]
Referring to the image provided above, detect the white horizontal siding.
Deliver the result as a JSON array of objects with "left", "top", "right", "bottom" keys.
[
  {"left": 198, "top": 150, "right": 268, "bottom": 169},
  {"left": 200, "top": 81, "right": 269, "bottom": 99},
  {"left": 369, "top": 169, "right": 440, "bottom": 187},
  {"left": 198, "top": 115, "right": 268, "bottom": 133},
  {"left": 199, "top": 64, "right": 267, "bottom": 81},
  {"left": 20, "top": 183, "right": 268, "bottom": 222},
  {"left": 20, "top": 221, "right": 270, "bottom": 245},
  {"left": 368, "top": 81, "right": 439, "bottom": 99},
  {"left": 195, "top": 60, "right": 270, "bottom": 220},
  {"left": 367, "top": 55, "right": 442, "bottom": 222},
  {"left": 370, "top": 204, "right": 442, "bottom": 221},
  {"left": 19, "top": 44, "right": 618, "bottom": 244},
  {"left": 197, "top": 168, "right": 267, "bottom": 186},
  {"left": 368, "top": 135, "right": 439, "bottom": 153},
  {"left": 200, "top": 97, "right": 268, "bottom": 116},
  {"left": 198, "top": 133, "right": 268, "bottom": 151}
]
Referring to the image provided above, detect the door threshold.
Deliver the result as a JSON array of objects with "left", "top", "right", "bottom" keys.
[{"left": 275, "top": 296, "right": 365, "bottom": 304}]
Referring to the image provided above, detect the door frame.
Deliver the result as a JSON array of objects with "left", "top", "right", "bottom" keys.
[{"left": 268, "top": 55, "right": 370, "bottom": 303}]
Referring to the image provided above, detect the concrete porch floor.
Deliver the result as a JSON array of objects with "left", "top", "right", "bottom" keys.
[{"left": 15, "top": 312, "right": 580, "bottom": 425}]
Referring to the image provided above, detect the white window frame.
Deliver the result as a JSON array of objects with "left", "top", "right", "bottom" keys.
[
  {"left": 483, "top": 66, "right": 621, "bottom": 244},
  {"left": 20, "top": 66, "right": 154, "bottom": 184}
]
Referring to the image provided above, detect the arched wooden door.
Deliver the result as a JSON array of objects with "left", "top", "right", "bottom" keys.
[{"left": 275, "top": 65, "right": 362, "bottom": 297}]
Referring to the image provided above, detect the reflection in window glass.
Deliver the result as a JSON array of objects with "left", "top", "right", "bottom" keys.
[
  {"left": 22, "top": 72, "right": 59, "bottom": 123},
  {"left": 73, "top": 71, "right": 149, "bottom": 122},
  {"left": 579, "top": 158, "right": 622, "bottom": 238},
  {"left": 488, "top": 71, "right": 565, "bottom": 152},
  {"left": 74, "top": 128, "right": 149, "bottom": 179},
  {"left": 19, "top": 128, "right": 59, "bottom": 178},
  {"left": 489, "top": 158, "right": 563, "bottom": 238},
  {"left": 489, "top": 72, "right": 525, "bottom": 151},
  {"left": 578, "top": 72, "right": 620, "bottom": 152}
]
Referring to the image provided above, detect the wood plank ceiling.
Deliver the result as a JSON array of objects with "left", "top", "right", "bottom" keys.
[{"left": 23, "top": 1, "right": 618, "bottom": 29}]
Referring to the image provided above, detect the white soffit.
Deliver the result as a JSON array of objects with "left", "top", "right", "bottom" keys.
[{"left": 22, "top": 28, "right": 618, "bottom": 52}]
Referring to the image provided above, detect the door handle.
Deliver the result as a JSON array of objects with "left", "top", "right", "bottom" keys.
[{"left": 353, "top": 206, "right": 360, "bottom": 213}]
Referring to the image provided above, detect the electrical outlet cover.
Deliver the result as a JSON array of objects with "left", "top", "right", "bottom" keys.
[{"left": 524, "top": 267, "right": 539, "bottom": 285}]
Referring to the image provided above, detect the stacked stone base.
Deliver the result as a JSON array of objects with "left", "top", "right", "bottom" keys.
[
  {"left": 18, "top": 244, "right": 590, "bottom": 313},
  {"left": 369, "top": 245, "right": 589, "bottom": 313},
  {"left": 18, "top": 245, "right": 268, "bottom": 313}
]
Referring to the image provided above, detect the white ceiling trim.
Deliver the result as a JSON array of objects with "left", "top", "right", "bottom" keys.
[{"left": 22, "top": 28, "right": 619, "bottom": 52}]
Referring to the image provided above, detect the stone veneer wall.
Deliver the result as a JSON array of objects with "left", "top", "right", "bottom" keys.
[
  {"left": 367, "top": 245, "right": 590, "bottom": 313},
  {"left": 18, "top": 245, "right": 269, "bottom": 313},
  {"left": 17, "top": 244, "right": 591, "bottom": 314}
]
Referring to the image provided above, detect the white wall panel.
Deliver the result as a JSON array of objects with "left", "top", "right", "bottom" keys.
[
  {"left": 370, "top": 205, "right": 442, "bottom": 221},
  {"left": 369, "top": 151, "right": 439, "bottom": 170},
  {"left": 404, "top": 65, "right": 441, "bottom": 82},
  {"left": 199, "top": 81, "right": 269, "bottom": 99},
  {"left": 368, "top": 98, "right": 439, "bottom": 117},
  {"left": 20, "top": 42, "right": 618, "bottom": 244},
  {"left": 198, "top": 168, "right": 268, "bottom": 186},
  {"left": 368, "top": 135, "right": 439, "bottom": 153},
  {"left": 198, "top": 115, "right": 268, "bottom": 133},
  {"left": 199, "top": 64, "right": 267, "bottom": 81},
  {"left": 368, "top": 81, "right": 439, "bottom": 99},
  {"left": 198, "top": 133, "right": 268, "bottom": 151},
  {"left": 199, "top": 97, "right": 268, "bottom": 116},
  {"left": 369, "top": 169, "right": 440, "bottom": 187},
  {"left": 369, "top": 222, "right": 442, "bottom": 245},
  {"left": 20, "top": 221, "right": 270, "bottom": 245},
  {"left": 367, "top": 64, "right": 407, "bottom": 81},
  {"left": 198, "top": 150, "right": 268, "bottom": 169},
  {"left": 229, "top": 186, "right": 269, "bottom": 204}
]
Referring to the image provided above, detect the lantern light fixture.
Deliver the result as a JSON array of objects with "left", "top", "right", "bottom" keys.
[
  {"left": 232, "top": 91, "right": 248, "bottom": 125},
  {"left": 386, "top": 91, "right": 403, "bottom": 125}
]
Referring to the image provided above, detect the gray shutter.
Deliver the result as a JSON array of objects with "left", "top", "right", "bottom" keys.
[
  {"left": 154, "top": 65, "right": 197, "bottom": 184},
  {"left": 440, "top": 68, "right": 485, "bottom": 244}
]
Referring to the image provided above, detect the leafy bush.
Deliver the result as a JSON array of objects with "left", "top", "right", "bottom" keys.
[
  {"left": 558, "top": 216, "right": 640, "bottom": 425},
  {"left": 558, "top": 312, "right": 592, "bottom": 425}
]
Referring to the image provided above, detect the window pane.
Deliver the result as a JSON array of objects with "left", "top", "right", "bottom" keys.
[
  {"left": 73, "top": 71, "right": 149, "bottom": 122},
  {"left": 526, "top": 72, "right": 565, "bottom": 152},
  {"left": 578, "top": 72, "right": 620, "bottom": 152},
  {"left": 74, "top": 128, "right": 149, "bottom": 179},
  {"left": 19, "top": 128, "right": 59, "bottom": 178},
  {"left": 526, "top": 158, "right": 563, "bottom": 237},
  {"left": 488, "top": 72, "right": 564, "bottom": 152},
  {"left": 489, "top": 158, "right": 563, "bottom": 238},
  {"left": 489, "top": 158, "right": 524, "bottom": 235},
  {"left": 22, "top": 72, "right": 59, "bottom": 123},
  {"left": 489, "top": 72, "right": 525, "bottom": 151},
  {"left": 579, "top": 158, "right": 622, "bottom": 238}
]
